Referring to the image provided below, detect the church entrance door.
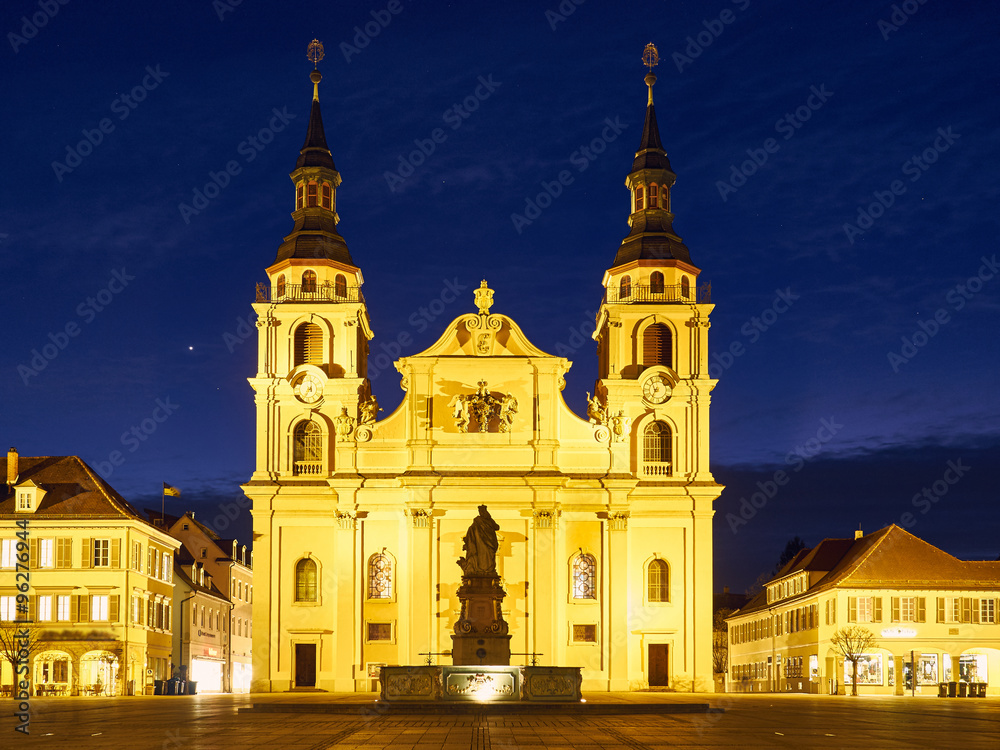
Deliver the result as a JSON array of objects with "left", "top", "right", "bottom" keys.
[
  {"left": 648, "top": 644, "right": 669, "bottom": 687},
  {"left": 294, "top": 644, "right": 316, "bottom": 688}
]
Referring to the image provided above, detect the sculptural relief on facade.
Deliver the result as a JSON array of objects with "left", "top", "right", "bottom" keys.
[{"left": 449, "top": 380, "right": 518, "bottom": 433}]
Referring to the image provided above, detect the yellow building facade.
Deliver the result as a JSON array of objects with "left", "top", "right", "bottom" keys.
[
  {"left": 246, "top": 62, "right": 721, "bottom": 693},
  {"left": 726, "top": 526, "right": 1000, "bottom": 696}
]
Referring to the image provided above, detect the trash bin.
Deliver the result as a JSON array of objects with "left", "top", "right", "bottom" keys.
[
  {"left": 957, "top": 682, "right": 968, "bottom": 697},
  {"left": 938, "top": 682, "right": 948, "bottom": 697},
  {"left": 153, "top": 680, "right": 165, "bottom": 696},
  {"left": 947, "top": 681, "right": 957, "bottom": 697},
  {"left": 974, "top": 683, "right": 986, "bottom": 697},
  {"left": 186, "top": 681, "right": 198, "bottom": 695}
]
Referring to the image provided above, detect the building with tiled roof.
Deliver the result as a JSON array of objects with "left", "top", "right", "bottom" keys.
[
  {"left": 0, "top": 448, "right": 179, "bottom": 695},
  {"left": 170, "top": 547, "right": 232, "bottom": 693},
  {"left": 725, "top": 525, "right": 1000, "bottom": 695}
]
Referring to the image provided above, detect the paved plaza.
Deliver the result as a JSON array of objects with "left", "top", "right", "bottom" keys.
[{"left": 4, "top": 692, "right": 998, "bottom": 749}]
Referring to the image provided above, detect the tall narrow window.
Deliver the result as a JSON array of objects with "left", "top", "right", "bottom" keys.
[
  {"left": 276, "top": 275, "right": 286, "bottom": 298},
  {"left": 322, "top": 183, "right": 332, "bottom": 210},
  {"left": 293, "top": 323, "right": 324, "bottom": 365},
  {"left": 634, "top": 186, "right": 644, "bottom": 211},
  {"left": 643, "top": 421, "right": 672, "bottom": 475},
  {"left": 293, "top": 422, "right": 324, "bottom": 476},
  {"left": 572, "top": 553, "right": 597, "bottom": 600},
  {"left": 650, "top": 271, "right": 664, "bottom": 295},
  {"left": 307, "top": 182, "right": 318, "bottom": 207},
  {"left": 296, "top": 184, "right": 304, "bottom": 209},
  {"left": 649, "top": 183, "right": 659, "bottom": 208},
  {"left": 334, "top": 274, "right": 347, "bottom": 298},
  {"left": 295, "top": 559, "right": 317, "bottom": 602},
  {"left": 301, "top": 270, "right": 317, "bottom": 293},
  {"left": 642, "top": 323, "right": 672, "bottom": 369},
  {"left": 648, "top": 559, "right": 669, "bottom": 602},
  {"left": 368, "top": 553, "right": 393, "bottom": 599},
  {"left": 681, "top": 276, "right": 690, "bottom": 299},
  {"left": 620, "top": 275, "right": 632, "bottom": 299}
]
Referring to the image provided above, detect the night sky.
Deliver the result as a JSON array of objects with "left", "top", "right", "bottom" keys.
[{"left": 3, "top": 1, "right": 998, "bottom": 592}]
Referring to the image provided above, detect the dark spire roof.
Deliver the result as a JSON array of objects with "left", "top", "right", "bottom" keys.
[
  {"left": 296, "top": 91, "right": 336, "bottom": 170},
  {"left": 631, "top": 100, "right": 672, "bottom": 172}
]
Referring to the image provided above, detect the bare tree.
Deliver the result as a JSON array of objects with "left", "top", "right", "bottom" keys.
[
  {"left": 830, "top": 626, "right": 879, "bottom": 696},
  {"left": 713, "top": 607, "right": 734, "bottom": 677},
  {"left": 0, "top": 620, "right": 45, "bottom": 689}
]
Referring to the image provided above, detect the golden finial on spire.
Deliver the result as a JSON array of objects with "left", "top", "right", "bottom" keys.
[
  {"left": 642, "top": 43, "right": 659, "bottom": 105},
  {"left": 307, "top": 39, "right": 325, "bottom": 101}
]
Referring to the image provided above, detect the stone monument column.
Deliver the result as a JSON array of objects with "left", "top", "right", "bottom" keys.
[{"left": 451, "top": 505, "right": 511, "bottom": 666}]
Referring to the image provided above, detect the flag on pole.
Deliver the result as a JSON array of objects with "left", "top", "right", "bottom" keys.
[{"left": 163, "top": 483, "right": 181, "bottom": 497}]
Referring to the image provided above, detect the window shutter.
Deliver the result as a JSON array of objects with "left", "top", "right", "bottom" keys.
[
  {"left": 848, "top": 597, "right": 857, "bottom": 622},
  {"left": 27, "top": 595, "right": 36, "bottom": 622},
  {"left": 873, "top": 597, "right": 882, "bottom": 622},
  {"left": 109, "top": 595, "right": 120, "bottom": 623},
  {"left": 962, "top": 597, "right": 972, "bottom": 623},
  {"left": 936, "top": 597, "right": 945, "bottom": 623},
  {"left": 971, "top": 599, "right": 980, "bottom": 624},
  {"left": 82, "top": 538, "right": 92, "bottom": 568},
  {"left": 29, "top": 538, "right": 38, "bottom": 567},
  {"left": 891, "top": 597, "right": 900, "bottom": 622},
  {"left": 111, "top": 539, "right": 120, "bottom": 568},
  {"left": 916, "top": 597, "right": 926, "bottom": 623}
]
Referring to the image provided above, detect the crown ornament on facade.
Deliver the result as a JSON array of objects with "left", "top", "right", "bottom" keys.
[{"left": 474, "top": 279, "right": 494, "bottom": 315}]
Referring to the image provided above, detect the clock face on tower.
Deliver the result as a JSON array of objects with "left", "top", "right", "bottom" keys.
[
  {"left": 293, "top": 373, "right": 323, "bottom": 404},
  {"left": 642, "top": 374, "right": 672, "bottom": 404}
]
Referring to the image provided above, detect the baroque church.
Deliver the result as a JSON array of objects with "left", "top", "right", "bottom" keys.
[{"left": 244, "top": 48, "right": 722, "bottom": 693}]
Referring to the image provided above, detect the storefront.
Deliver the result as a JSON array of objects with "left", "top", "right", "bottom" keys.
[{"left": 191, "top": 656, "right": 224, "bottom": 693}]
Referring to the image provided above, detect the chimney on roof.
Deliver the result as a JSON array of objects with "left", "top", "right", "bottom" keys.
[
  {"left": 7, "top": 447, "right": 18, "bottom": 485},
  {"left": 723, "top": 586, "right": 730, "bottom": 594},
  {"left": 854, "top": 528, "right": 863, "bottom": 540}
]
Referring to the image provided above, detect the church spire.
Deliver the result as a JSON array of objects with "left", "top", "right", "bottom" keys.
[
  {"left": 272, "top": 40, "right": 354, "bottom": 267},
  {"left": 611, "top": 44, "right": 691, "bottom": 269}
]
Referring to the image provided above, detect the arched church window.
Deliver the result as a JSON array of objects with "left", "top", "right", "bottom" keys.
[
  {"left": 649, "top": 183, "right": 659, "bottom": 208},
  {"left": 293, "top": 322, "right": 323, "bottom": 365},
  {"left": 292, "top": 422, "right": 323, "bottom": 476},
  {"left": 334, "top": 274, "right": 347, "bottom": 298},
  {"left": 681, "top": 276, "right": 690, "bottom": 299},
  {"left": 642, "top": 323, "right": 672, "bottom": 369},
  {"left": 572, "top": 553, "right": 597, "bottom": 600},
  {"left": 620, "top": 275, "right": 632, "bottom": 299},
  {"left": 307, "top": 181, "right": 318, "bottom": 207},
  {"left": 296, "top": 184, "right": 304, "bottom": 210},
  {"left": 368, "top": 553, "right": 393, "bottom": 599},
  {"left": 302, "top": 270, "right": 317, "bottom": 293},
  {"left": 650, "top": 271, "right": 664, "bottom": 295},
  {"left": 643, "top": 421, "right": 672, "bottom": 471},
  {"left": 648, "top": 559, "right": 670, "bottom": 602},
  {"left": 295, "top": 558, "right": 317, "bottom": 602},
  {"left": 276, "top": 275, "right": 286, "bottom": 298},
  {"left": 322, "top": 183, "right": 332, "bottom": 210}
]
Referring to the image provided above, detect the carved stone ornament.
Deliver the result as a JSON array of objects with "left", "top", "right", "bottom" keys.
[
  {"left": 359, "top": 394, "right": 381, "bottom": 424},
  {"left": 474, "top": 279, "right": 494, "bottom": 315},
  {"left": 609, "top": 409, "right": 631, "bottom": 442},
  {"left": 585, "top": 391, "right": 608, "bottom": 425},
  {"left": 333, "top": 407, "right": 356, "bottom": 440},
  {"left": 450, "top": 380, "right": 517, "bottom": 433}
]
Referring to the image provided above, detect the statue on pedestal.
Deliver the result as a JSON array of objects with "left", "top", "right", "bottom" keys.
[
  {"left": 459, "top": 505, "right": 500, "bottom": 576},
  {"left": 453, "top": 504, "right": 510, "bottom": 665}
]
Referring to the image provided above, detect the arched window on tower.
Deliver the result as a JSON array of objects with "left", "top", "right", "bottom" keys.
[
  {"left": 649, "top": 183, "right": 659, "bottom": 208},
  {"left": 368, "top": 553, "right": 393, "bottom": 599},
  {"left": 307, "top": 181, "right": 318, "bottom": 207},
  {"left": 276, "top": 275, "right": 286, "bottom": 298},
  {"left": 572, "top": 553, "right": 597, "bottom": 600},
  {"left": 650, "top": 271, "right": 664, "bottom": 295},
  {"left": 681, "top": 276, "right": 690, "bottom": 299},
  {"left": 334, "top": 274, "right": 347, "bottom": 298},
  {"left": 293, "top": 322, "right": 323, "bottom": 365},
  {"left": 642, "top": 323, "right": 672, "bottom": 369},
  {"left": 294, "top": 558, "right": 317, "bottom": 602},
  {"left": 322, "top": 183, "right": 332, "bottom": 210},
  {"left": 634, "top": 186, "right": 644, "bottom": 211},
  {"left": 648, "top": 559, "right": 670, "bottom": 602},
  {"left": 620, "top": 275, "right": 632, "bottom": 299},
  {"left": 643, "top": 421, "right": 672, "bottom": 477},
  {"left": 296, "top": 183, "right": 304, "bottom": 210},
  {"left": 292, "top": 422, "right": 324, "bottom": 476},
  {"left": 301, "top": 270, "right": 317, "bottom": 293}
]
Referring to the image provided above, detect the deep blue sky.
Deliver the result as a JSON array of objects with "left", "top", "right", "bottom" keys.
[{"left": 3, "top": 1, "right": 998, "bottom": 590}]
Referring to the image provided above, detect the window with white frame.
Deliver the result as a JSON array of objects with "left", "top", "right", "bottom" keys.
[
  {"left": 982, "top": 599, "right": 996, "bottom": 624},
  {"left": 856, "top": 597, "right": 873, "bottom": 622},
  {"left": 900, "top": 596, "right": 916, "bottom": 622},
  {"left": 1, "top": 596, "right": 17, "bottom": 621},
  {"left": 38, "top": 538, "right": 54, "bottom": 568},
  {"left": 1, "top": 539, "right": 17, "bottom": 568},
  {"left": 162, "top": 552, "right": 171, "bottom": 582},
  {"left": 17, "top": 491, "right": 32, "bottom": 511},
  {"left": 57, "top": 595, "right": 70, "bottom": 621},
  {"left": 93, "top": 539, "right": 110, "bottom": 567},
  {"left": 91, "top": 595, "right": 109, "bottom": 621},
  {"left": 37, "top": 595, "right": 52, "bottom": 621}
]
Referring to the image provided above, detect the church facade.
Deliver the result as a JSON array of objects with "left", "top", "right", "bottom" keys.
[{"left": 245, "top": 56, "right": 722, "bottom": 693}]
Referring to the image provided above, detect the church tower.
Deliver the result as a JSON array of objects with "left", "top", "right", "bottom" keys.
[
  {"left": 248, "top": 47, "right": 373, "bottom": 483},
  {"left": 594, "top": 44, "right": 717, "bottom": 487}
]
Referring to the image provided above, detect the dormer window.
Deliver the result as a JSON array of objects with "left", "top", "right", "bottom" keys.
[
  {"left": 649, "top": 184, "right": 658, "bottom": 208},
  {"left": 13, "top": 482, "right": 43, "bottom": 513},
  {"left": 322, "top": 183, "right": 332, "bottom": 210},
  {"left": 17, "top": 491, "right": 32, "bottom": 511},
  {"left": 634, "top": 186, "right": 644, "bottom": 211}
]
